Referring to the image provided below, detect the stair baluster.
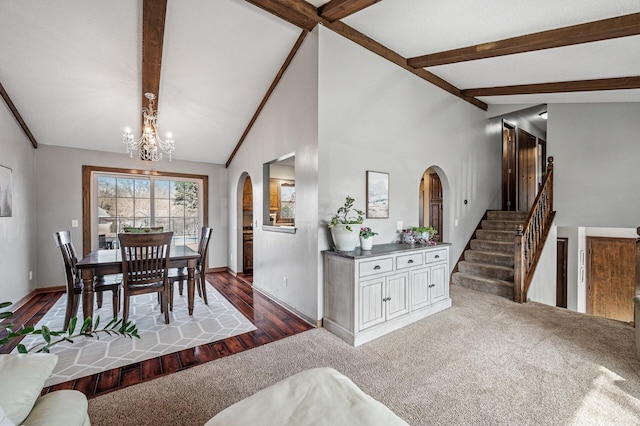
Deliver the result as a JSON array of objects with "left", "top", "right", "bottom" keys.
[{"left": 513, "top": 157, "right": 556, "bottom": 303}]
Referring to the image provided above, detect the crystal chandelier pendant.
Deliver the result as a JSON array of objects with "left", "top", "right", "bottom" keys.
[{"left": 123, "top": 93, "right": 175, "bottom": 161}]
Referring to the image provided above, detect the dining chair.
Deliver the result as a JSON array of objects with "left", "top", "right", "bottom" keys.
[
  {"left": 119, "top": 231, "right": 173, "bottom": 324},
  {"left": 53, "top": 230, "right": 120, "bottom": 330},
  {"left": 168, "top": 227, "right": 212, "bottom": 311}
]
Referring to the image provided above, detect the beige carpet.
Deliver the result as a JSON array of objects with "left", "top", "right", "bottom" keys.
[{"left": 88, "top": 286, "right": 640, "bottom": 425}]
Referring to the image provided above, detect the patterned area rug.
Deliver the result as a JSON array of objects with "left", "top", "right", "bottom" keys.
[{"left": 16, "top": 285, "right": 256, "bottom": 386}]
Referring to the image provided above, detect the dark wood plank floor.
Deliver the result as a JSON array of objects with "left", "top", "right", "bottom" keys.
[{"left": 0, "top": 271, "right": 314, "bottom": 398}]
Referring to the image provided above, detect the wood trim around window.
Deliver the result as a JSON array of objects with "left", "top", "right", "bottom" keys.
[{"left": 82, "top": 165, "right": 209, "bottom": 256}]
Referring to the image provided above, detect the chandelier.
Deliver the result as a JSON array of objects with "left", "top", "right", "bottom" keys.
[{"left": 123, "top": 93, "right": 175, "bottom": 161}]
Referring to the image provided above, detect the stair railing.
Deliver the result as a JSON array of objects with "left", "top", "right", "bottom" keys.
[{"left": 514, "top": 157, "right": 556, "bottom": 303}]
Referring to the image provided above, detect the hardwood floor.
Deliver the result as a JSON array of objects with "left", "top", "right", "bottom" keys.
[{"left": 0, "top": 271, "right": 314, "bottom": 398}]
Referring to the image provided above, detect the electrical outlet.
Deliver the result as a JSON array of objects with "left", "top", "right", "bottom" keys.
[
  {"left": 29, "top": 271, "right": 32, "bottom": 281},
  {"left": 283, "top": 277, "right": 287, "bottom": 287},
  {"left": 71, "top": 219, "right": 79, "bottom": 228},
  {"left": 397, "top": 221, "right": 403, "bottom": 231}
]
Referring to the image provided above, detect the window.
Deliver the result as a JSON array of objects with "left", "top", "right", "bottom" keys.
[
  {"left": 263, "top": 153, "right": 295, "bottom": 230},
  {"left": 82, "top": 166, "right": 208, "bottom": 253}
]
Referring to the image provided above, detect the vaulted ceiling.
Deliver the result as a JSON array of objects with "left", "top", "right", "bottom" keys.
[{"left": 1, "top": 0, "right": 638, "bottom": 165}]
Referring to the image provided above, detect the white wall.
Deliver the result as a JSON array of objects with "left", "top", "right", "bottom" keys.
[
  {"left": 227, "top": 28, "right": 320, "bottom": 323},
  {"left": 547, "top": 102, "right": 640, "bottom": 312},
  {"left": 317, "top": 26, "right": 500, "bottom": 275},
  {"left": 35, "top": 144, "right": 228, "bottom": 288},
  {"left": 0, "top": 99, "right": 37, "bottom": 304},
  {"left": 549, "top": 103, "right": 640, "bottom": 228}
]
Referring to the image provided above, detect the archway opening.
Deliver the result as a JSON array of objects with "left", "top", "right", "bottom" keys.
[
  {"left": 419, "top": 167, "right": 446, "bottom": 243},
  {"left": 237, "top": 173, "right": 253, "bottom": 276}
]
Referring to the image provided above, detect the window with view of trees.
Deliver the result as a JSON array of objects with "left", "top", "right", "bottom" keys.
[{"left": 95, "top": 173, "right": 202, "bottom": 248}]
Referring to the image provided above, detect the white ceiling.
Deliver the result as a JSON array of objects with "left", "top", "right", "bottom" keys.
[{"left": 0, "top": 0, "right": 638, "bottom": 164}]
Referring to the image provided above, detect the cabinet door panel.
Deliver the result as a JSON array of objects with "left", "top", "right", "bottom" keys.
[
  {"left": 411, "top": 268, "right": 431, "bottom": 310},
  {"left": 386, "top": 273, "right": 409, "bottom": 320},
  {"left": 430, "top": 263, "right": 448, "bottom": 304},
  {"left": 359, "top": 278, "right": 385, "bottom": 330}
]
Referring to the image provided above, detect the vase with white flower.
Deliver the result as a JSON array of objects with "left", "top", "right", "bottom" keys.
[{"left": 359, "top": 227, "right": 378, "bottom": 250}]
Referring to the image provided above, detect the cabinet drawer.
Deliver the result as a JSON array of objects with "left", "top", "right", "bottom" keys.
[
  {"left": 396, "top": 253, "right": 423, "bottom": 269},
  {"left": 425, "top": 249, "right": 447, "bottom": 263},
  {"left": 359, "top": 257, "right": 393, "bottom": 277}
]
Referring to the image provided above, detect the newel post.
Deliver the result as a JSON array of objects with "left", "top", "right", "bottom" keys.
[
  {"left": 634, "top": 227, "right": 640, "bottom": 355},
  {"left": 514, "top": 224, "right": 525, "bottom": 303},
  {"left": 547, "top": 156, "right": 554, "bottom": 208},
  {"left": 635, "top": 227, "right": 640, "bottom": 301}
]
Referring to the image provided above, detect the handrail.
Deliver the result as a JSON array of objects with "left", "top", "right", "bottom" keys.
[{"left": 513, "top": 157, "right": 556, "bottom": 303}]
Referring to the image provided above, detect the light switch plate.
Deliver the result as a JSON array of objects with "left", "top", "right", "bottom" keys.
[{"left": 71, "top": 219, "right": 79, "bottom": 228}]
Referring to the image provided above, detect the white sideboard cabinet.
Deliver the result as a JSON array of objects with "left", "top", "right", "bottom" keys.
[{"left": 323, "top": 243, "right": 452, "bottom": 346}]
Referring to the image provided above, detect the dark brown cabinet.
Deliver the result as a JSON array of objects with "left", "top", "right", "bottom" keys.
[{"left": 243, "top": 234, "right": 253, "bottom": 272}]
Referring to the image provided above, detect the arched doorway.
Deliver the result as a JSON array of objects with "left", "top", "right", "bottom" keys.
[
  {"left": 419, "top": 167, "right": 446, "bottom": 243},
  {"left": 237, "top": 174, "right": 253, "bottom": 276}
]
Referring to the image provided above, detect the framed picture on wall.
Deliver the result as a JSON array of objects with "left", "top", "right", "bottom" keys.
[
  {"left": 366, "top": 171, "right": 389, "bottom": 218},
  {"left": 0, "top": 165, "right": 12, "bottom": 217}
]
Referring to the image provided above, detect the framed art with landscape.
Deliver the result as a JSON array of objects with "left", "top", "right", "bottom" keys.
[
  {"left": 0, "top": 165, "right": 12, "bottom": 217},
  {"left": 366, "top": 171, "right": 389, "bottom": 218}
]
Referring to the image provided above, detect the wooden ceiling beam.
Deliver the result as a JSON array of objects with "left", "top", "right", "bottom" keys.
[
  {"left": 328, "top": 21, "right": 487, "bottom": 110},
  {"left": 462, "top": 76, "right": 640, "bottom": 97},
  {"left": 141, "top": 0, "right": 167, "bottom": 117},
  {"left": 243, "top": 0, "right": 486, "bottom": 111},
  {"left": 319, "top": 0, "right": 382, "bottom": 22},
  {"left": 0, "top": 82, "right": 38, "bottom": 149},
  {"left": 226, "top": 31, "right": 309, "bottom": 168},
  {"left": 408, "top": 12, "right": 640, "bottom": 68},
  {"left": 244, "top": 0, "right": 319, "bottom": 31}
]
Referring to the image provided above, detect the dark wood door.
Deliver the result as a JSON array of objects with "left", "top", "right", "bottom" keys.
[
  {"left": 517, "top": 128, "right": 537, "bottom": 211},
  {"left": 428, "top": 173, "right": 443, "bottom": 242},
  {"left": 587, "top": 237, "right": 635, "bottom": 322},
  {"left": 502, "top": 124, "right": 516, "bottom": 211},
  {"left": 556, "top": 238, "right": 568, "bottom": 308}
]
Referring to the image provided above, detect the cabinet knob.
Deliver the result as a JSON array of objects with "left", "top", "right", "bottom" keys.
[
  {"left": 408, "top": 259, "right": 414, "bottom": 264},
  {"left": 434, "top": 255, "right": 440, "bottom": 259},
  {"left": 373, "top": 265, "right": 381, "bottom": 270},
  {"left": 429, "top": 284, "right": 435, "bottom": 288}
]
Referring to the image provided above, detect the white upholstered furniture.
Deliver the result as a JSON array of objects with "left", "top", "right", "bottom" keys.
[
  {"left": 205, "top": 367, "right": 408, "bottom": 426},
  {"left": 0, "top": 354, "right": 90, "bottom": 426}
]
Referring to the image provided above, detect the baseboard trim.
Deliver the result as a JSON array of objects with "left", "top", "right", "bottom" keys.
[{"left": 251, "top": 285, "right": 317, "bottom": 328}]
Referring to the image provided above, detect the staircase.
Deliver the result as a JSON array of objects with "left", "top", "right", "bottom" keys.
[{"left": 452, "top": 210, "right": 528, "bottom": 299}]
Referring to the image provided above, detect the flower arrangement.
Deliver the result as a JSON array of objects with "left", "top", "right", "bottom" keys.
[
  {"left": 400, "top": 226, "right": 437, "bottom": 245},
  {"left": 359, "top": 227, "right": 378, "bottom": 239}
]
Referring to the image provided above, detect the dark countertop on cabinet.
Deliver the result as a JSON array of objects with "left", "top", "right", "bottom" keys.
[{"left": 323, "top": 242, "right": 450, "bottom": 260}]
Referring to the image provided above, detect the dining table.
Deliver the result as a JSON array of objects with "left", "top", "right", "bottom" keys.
[{"left": 76, "top": 246, "right": 200, "bottom": 328}]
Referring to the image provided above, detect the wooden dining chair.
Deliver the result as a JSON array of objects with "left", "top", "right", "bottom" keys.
[
  {"left": 119, "top": 231, "right": 173, "bottom": 324},
  {"left": 168, "top": 227, "right": 212, "bottom": 311},
  {"left": 53, "top": 230, "right": 120, "bottom": 330}
]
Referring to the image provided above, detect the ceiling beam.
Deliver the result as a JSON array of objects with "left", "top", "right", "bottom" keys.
[
  {"left": 141, "top": 0, "right": 167, "bottom": 116},
  {"left": 226, "top": 31, "right": 309, "bottom": 168},
  {"left": 462, "top": 76, "right": 640, "bottom": 97},
  {"left": 244, "top": 0, "right": 319, "bottom": 31},
  {"left": 328, "top": 21, "right": 487, "bottom": 110},
  {"left": 319, "top": 0, "right": 382, "bottom": 22},
  {"left": 408, "top": 12, "right": 640, "bottom": 68},
  {"left": 0, "top": 82, "right": 38, "bottom": 149},
  {"left": 243, "top": 0, "right": 486, "bottom": 110}
]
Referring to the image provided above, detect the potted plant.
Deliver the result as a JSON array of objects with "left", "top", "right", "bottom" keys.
[
  {"left": 359, "top": 227, "right": 377, "bottom": 250},
  {"left": 329, "top": 196, "right": 364, "bottom": 251}
]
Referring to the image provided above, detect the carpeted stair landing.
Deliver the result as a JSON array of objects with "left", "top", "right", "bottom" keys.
[{"left": 452, "top": 210, "right": 528, "bottom": 300}]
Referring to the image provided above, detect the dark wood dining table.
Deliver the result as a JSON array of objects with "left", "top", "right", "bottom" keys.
[{"left": 76, "top": 246, "right": 200, "bottom": 326}]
